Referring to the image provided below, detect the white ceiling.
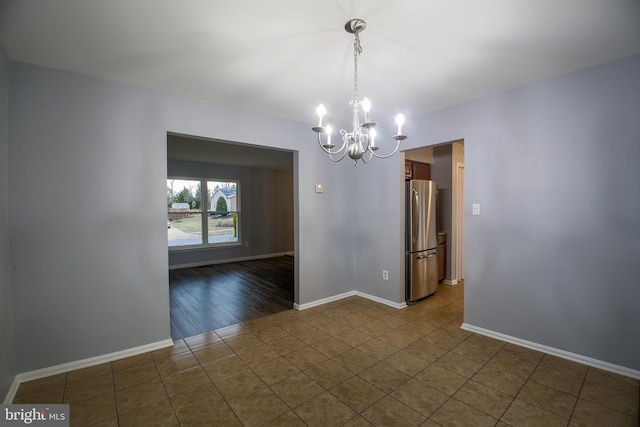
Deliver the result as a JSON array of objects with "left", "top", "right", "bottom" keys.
[{"left": 1, "top": 0, "right": 639, "bottom": 127}]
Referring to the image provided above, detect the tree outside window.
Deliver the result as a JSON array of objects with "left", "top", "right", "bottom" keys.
[{"left": 216, "top": 197, "right": 228, "bottom": 214}]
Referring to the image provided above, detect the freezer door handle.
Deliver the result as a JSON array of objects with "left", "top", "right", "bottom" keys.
[
  {"left": 416, "top": 252, "right": 436, "bottom": 260},
  {"left": 412, "top": 188, "right": 419, "bottom": 242}
]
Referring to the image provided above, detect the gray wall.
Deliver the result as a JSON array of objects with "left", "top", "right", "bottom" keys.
[
  {"left": 352, "top": 151, "right": 406, "bottom": 303},
  {"left": 4, "top": 53, "right": 639, "bottom": 379},
  {"left": 7, "top": 62, "right": 353, "bottom": 372},
  {"left": 167, "top": 159, "right": 294, "bottom": 268},
  {"left": 407, "top": 55, "right": 640, "bottom": 370},
  {"left": 0, "top": 50, "right": 17, "bottom": 399}
]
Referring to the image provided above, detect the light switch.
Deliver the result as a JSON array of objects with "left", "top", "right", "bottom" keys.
[
  {"left": 472, "top": 203, "right": 481, "bottom": 216},
  {"left": 315, "top": 183, "right": 324, "bottom": 193}
]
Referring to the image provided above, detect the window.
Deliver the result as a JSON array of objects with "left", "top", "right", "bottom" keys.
[
  {"left": 206, "top": 180, "right": 238, "bottom": 244},
  {"left": 167, "top": 178, "right": 239, "bottom": 248}
]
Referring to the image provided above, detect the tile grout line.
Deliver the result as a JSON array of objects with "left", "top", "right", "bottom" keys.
[
  {"left": 110, "top": 364, "right": 120, "bottom": 426},
  {"left": 155, "top": 355, "right": 179, "bottom": 426},
  {"left": 496, "top": 346, "right": 546, "bottom": 423},
  {"left": 566, "top": 366, "right": 589, "bottom": 423},
  {"left": 428, "top": 332, "right": 506, "bottom": 424},
  {"left": 15, "top": 286, "right": 639, "bottom": 426},
  {"left": 189, "top": 335, "right": 247, "bottom": 426}
]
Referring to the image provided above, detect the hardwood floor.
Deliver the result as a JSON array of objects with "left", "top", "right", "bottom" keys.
[{"left": 169, "top": 255, "right": 294, "bottom": 340}]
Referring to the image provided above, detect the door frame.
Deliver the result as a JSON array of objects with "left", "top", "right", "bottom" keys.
[{"left": 455, "top": 162, "right": 465, "bottom": 281}]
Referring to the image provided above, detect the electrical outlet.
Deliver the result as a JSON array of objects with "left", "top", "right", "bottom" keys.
[
  {"left": 245, "top": 241, "right": 249, "bottom": 246},
  {"left": 472, "top": 203, "right": 481, "bottom": 216},
  {"left": 382, "top": 270, "right": 389, "bottom": 281}
]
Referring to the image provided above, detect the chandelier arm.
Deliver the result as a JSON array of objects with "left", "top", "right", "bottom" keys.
[
  {"left": 316, "top": 132, "right": 348, "bottom": 156},
  {"left": 361, "top": 150, "right": 373, "bottom": 164},
  {"left": 328, "top": 148, "right": 349, "bottom": 162},
  {"left": 361, "top": 132, "right": 370, "bottom": 153},
  {"left": 316, "top": 132, "right": 350, "bottom": 162},
  {"left": 369, "top": 139, "right": 402, "bottom": 159}
]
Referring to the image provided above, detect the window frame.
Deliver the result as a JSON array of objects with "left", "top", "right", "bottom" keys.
[{"left": 167, "top": 177, "right": 241, "bottom": 250}]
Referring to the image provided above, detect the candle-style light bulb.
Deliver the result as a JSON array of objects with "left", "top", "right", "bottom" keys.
[
  {"left": 316, "top": 104, "right": 326, "bottom": 127},
  {"left": 325, "top": 124, "right": 332, "bottom": 146},
  {"left": 395, "top": 114, "right": 405, "bottom": 135},
  {"left": 362, "top": 97, "right": 371, "bottom": 123},
  {"left": 369, "top": 127, "right": 377, "bottom": 149}
]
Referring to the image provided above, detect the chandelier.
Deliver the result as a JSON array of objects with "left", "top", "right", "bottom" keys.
[{"left": 312, "top": 19, "right": 407, "bottom": 166}]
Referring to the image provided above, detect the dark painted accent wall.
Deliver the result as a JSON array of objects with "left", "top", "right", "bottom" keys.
[{"left": 0, "top": 48, "right": 17, "bottom": 400}]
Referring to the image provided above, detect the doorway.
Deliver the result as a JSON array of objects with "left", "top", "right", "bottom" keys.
[
  {"left": 404, "top": 140, "right": 465, "bottom": 284},
  {"left": 166, "top": 133, "right": 296, "bottom": 340}
]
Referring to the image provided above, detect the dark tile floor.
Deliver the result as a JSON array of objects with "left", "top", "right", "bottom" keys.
[{"left": 13, "top": 283, "right": 640, "bottom": 426}]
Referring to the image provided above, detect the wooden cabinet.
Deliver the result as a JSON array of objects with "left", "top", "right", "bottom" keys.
[
  {"left": 405, "top": 160, "right": 431, "bottom": 180},
  {"left": 412, "top": 161, "right": 431, "bottom": 180},
  {"left": 404, "top": 161, "right": 412, "bottom": 178}
]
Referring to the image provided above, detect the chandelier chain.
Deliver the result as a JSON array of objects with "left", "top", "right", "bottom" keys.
[{"left": 353, "top": 29, "right": 362, "bottom": 102}]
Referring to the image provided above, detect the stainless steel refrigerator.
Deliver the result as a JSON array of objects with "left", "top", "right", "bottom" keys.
[{"left": 406, "top": 179, "right": 438, "bottom": 304}]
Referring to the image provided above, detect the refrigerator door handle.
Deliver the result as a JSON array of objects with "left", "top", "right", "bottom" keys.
[{"left": 412, "top": 188, "right": 419, "bottom": 243}]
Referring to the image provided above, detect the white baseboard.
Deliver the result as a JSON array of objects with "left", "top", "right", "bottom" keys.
[
  {"left": 169, "top": 252, "right": 293, "bottom": 270},
  {"left": 295, "top": 291, "right": 357, "bottom": 310},
  {"left": 354, "top": 291, "right": 407, "bottom": 309},
  {"left": 461, "top": 323, "right": 640, "bottom": 380},
  {"left": 442, "top": 279, "right": 458, "bottom": 285},
  {"left": 4, "top": 338, "right": 174, "bottom": 403},
  {"left": 295, "top": 291, "right": 406, "bottom": 311}
]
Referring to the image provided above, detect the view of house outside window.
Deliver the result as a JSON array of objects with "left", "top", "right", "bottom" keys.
[{"left": 167, "top": 178, "right": 239, "bottom": 247}]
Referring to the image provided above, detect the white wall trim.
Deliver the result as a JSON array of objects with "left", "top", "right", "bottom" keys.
[
  {"left": 442, "top": 279, "right": 458, "bottom": 285},
  {"left": 4, "top": 338, "right": 174, "bottom": 403},
  {"left": 295, "top": 290, "right": 406, "bottom": 311},
  {"left": 295, "top": 291, "right": 357, "bottom": 310},
  {"left": 455, "top": 161, "right": 465, "bottom": 282},
  {"left": 354, "top": 291, "right": 407, "bottom": 309},
  {"left": 3, "top": 377, "right": 21, "bottom": 404},
  {"left": 461, "top": 323, "right": 640, "bottom": 380},
  {"left": 169, "top": 252, "right": 293, "bottom": 270}
]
